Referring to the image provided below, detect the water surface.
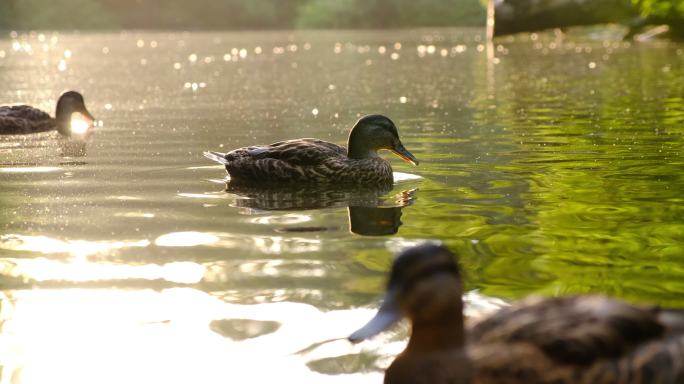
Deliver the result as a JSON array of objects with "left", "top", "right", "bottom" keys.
[{"left": 1, "top": 28, "right": 684, "bottom": 383}]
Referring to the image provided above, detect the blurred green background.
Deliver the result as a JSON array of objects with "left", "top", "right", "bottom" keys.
[
  {"left": 0, "top": 0, "right": 682, "bottom": 31},
  {"left": 0, "top": 0, "right": 486, "bottom": 30}
]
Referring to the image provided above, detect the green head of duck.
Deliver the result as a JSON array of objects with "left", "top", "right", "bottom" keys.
[
  {"left": 55, "top": 91, "right": 96, "bottom": 140},
  {"left": 347, "top": 114, "right": 419, "bottom": 166}
]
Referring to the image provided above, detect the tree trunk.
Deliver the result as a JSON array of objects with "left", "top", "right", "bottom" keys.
[{"left": 493, "top": 0, "right": 638, "bottom": 36}]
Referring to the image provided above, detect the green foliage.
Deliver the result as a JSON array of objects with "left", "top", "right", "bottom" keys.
[
  {"left": 154, "top": 0, "right": 307, "bottom": 29},
  {"left": 630, "top": 0, "right": 684, "bottom": 36},
  {"left": 632, "top": 0, "right": 684, "bottom": 19},
  {"left": 8, "top": 0, "right": 119, "bottom": 29},
  {"left": 0, "top": 0, "right": 485, "bottom": 30},
  {"left": 296, "top": 0, "right": 485, "bottom": 28},
  {"left": 296, "top": 0, "right": 361, "bottom": 29}
]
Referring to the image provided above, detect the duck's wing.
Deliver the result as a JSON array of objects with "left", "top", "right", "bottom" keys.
[
  {"left": 216, "top": 139, "right": 349, "bottom": 182},
  {"left": 0, "top": 105, "right": 55, "bottom": 135},
  {"left": 468, "top": 296, "right": 684, "bottom": 383},
  {"left": 242, "top": 139, "right": 347, "bottom": 165},
  {"left": 469, "top": 296, "right": 668, "bottom": 364}
]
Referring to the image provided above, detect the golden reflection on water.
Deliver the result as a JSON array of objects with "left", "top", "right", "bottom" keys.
[
  {"left": 176, "top": 193, "right": 226, "bottom": 199},
  {"left": 0, "top": 167, "right": 61, "bottom": 174},
  {"left": 0, "top": 288, "right": 505, "bottom": 384},
  {"left": 0, "top": 233, "right": 325, "bottom": 285},
  {"left": 0, "top": 234, "right": 504, "bottom": 383},
  {"left": 0, "top": 288, "right": 386, "bottom": 384},
  {"left": 154, "top": 231, "right": 321, "bottom": 254},
  {"left": 0, "top": 235, "right": 149, "bottom": 257},
  {"left": 2, "top": 231, "right": 322, "bottom": 260},
  {"left": 155, "top": 231, "right": 220, "bottom": 247},
  {"left": 6, "top": 259, "right": 204, "bottom": 284},
  {"left": 239, "top": 260, "right": 326, "bottom": 278}
]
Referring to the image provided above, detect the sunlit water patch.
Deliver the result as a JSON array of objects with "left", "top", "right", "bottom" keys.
[{"left": 0, "top": 288, "right": 504, "bottom": 384}]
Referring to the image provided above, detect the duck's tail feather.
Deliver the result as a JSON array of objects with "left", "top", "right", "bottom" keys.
[{"left": 203, "top": 151, "right": 229, "bottom": 165}]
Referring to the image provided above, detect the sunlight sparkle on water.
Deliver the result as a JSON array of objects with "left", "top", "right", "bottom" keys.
[
  {"left": 150, "top": 231, "right": 322, "bottom": 254},
  {"left": 5, "top": 258, "right": 204, "bottom": 284},
  {"left": 0, "top": 234, "right": 149, "bottom": 258},
  {"left": 0, "top": 167, "right": 60, "bottom": 174},
  {"left": 0, "top": 289, "right": 390, "bottom": 384},
  {"left": 155, "top": 231, "right": 220, "bottom": 247},
  {"left": 251, "top": 213, "right": 312, "bottom": 225}
]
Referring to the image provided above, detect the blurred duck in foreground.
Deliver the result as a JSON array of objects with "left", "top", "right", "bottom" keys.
[
  {"left": 204, "top": 114, "right": 418, "bottom": 186},
  {"left": 0, "top": 91, "right": 95, "bottom": 140},
  {"left": 349, "top": 244, "right": 684, "bottom": 384}
]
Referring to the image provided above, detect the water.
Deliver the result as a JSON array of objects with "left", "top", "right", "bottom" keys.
[{"left": 1, "top": 28, "right": 684, "bottom": 383}]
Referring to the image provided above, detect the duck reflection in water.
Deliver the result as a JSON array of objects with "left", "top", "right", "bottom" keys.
[
  {"left": 347, "top": 206, "right": 402, "bottom": 236},
  {"left": 224, "top": 182, "right": 416, "bottom": 236}
]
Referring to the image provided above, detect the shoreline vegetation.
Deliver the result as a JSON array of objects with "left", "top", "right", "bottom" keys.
[
  {"left": 0, "top": 0, "right": 486, "bottom": 30},
  {"left": 0, "top": 0, "right": 681, "bottom": 37}
]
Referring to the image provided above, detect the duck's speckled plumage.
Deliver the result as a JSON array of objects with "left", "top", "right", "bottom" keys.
[
  {"left": 208, "top": 138, "right": 393, "bottom": 185},
  {"left": 350, "top": 244, "right": 684, "bottom": 384},
  {"left": 0, "top": 105, "right": 55, "bottom": 135},
  {"left": 205, "top": 115, "right": 417, "bottom": 186},
  {"left": 468, "top": 296, "right": 684, "bottom": 384}
]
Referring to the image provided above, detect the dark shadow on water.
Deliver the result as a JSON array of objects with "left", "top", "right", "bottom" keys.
[
  {"left": 58, "top": 160, "right": 88, "bottom": 166},
  {"left": 347, "top": 206, "right": 403, "bottom": 236}
]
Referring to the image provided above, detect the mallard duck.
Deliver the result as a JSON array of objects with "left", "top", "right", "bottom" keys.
[
  {"left": 349, "top": 244, "right": 684, "bottom": 384},
  {"left": 204, "top": 114, "right": 418, "bottom": 186},
  {"left": 0, "top": 91, "right": 95, "bottom": 139}
]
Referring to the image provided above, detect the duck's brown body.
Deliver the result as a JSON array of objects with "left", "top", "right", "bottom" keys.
[
  {"left": 0, "top": 105, "right": 55, "bottom": 135},
  {"left": 350, "top": 244, "right": 684, "bottom": 384},
  {"left": 468, "top": 296, "right": 684, "bottom": 384},
  {"left": 207, "top": 139, "right": 393, "bottom": 186},
  {"left": 388, "top": 295, "right": 684, "bottom": 384}
]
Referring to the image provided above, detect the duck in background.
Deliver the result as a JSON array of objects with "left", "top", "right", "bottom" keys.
[
  {"left": 349, "top": 244, "right": 684, "bottom": 384},
  {"left": 0, "top": 91, "right": 95, "bottom": 140},
  {"left": 204, "top": 114, "right": 418, "bottom": 187}
]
